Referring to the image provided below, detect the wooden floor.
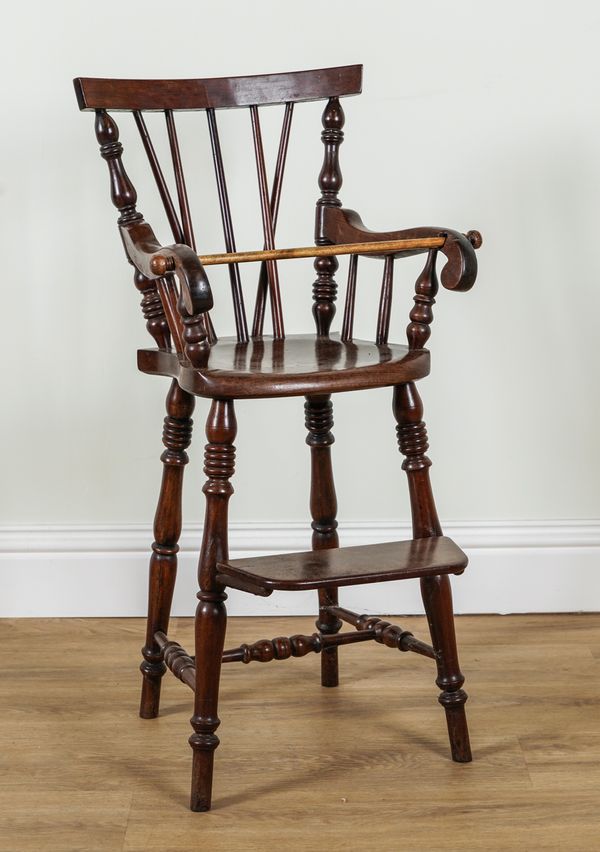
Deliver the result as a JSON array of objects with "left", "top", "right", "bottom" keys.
[{"left": 1, "top": 614, "right": 599, "bottom": 851}]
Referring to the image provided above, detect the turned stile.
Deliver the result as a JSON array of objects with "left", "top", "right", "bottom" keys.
[
  {"left": 313, "top": 97, "right": 345, "bottom": 336},
  {"left": 305, "top": 395, "right": 342, "bottom": 687}
]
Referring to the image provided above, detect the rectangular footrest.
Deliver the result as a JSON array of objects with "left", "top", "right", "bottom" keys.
[{"left": 216, "top": 535, "right": 467, "bottom": 597}]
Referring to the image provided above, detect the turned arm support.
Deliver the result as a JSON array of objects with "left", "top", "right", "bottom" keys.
[{"left": 320, "top": 206, "right": 482, "bottom": 293}]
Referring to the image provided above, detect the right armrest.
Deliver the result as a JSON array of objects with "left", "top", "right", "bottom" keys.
[{"left": 320, "top": 206, "right": 481, "bottom": 293}]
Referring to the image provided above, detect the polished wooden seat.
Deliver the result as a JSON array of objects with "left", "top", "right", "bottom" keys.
[
  {"left": 217, "top": 536, "right": 467, "bottom": 595},
  {"left": 138, "top": 334, "right": 430, "bottom": 398},
  {"left": 75, "top": 63, "right": 481, "bottom": 813}
]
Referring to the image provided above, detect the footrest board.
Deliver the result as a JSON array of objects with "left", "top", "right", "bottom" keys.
[{"left": 216, "top": 536, "right": 467, "bottom": 597}]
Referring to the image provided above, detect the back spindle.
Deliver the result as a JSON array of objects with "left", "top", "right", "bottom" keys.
[
  {"left": 341, "top": 254, "right": 358, "bottom": 342},
  {"left": 375, "top": 256, "right": 395, "bottom": 345},
  {"left": 206, "top": 108, "right": 248, "bottom": 343},
  {"left": 250, "top": 105, "right": 285, "bottom": 339},
  {"left": 134, "top": 111, "right": 185, "bottom": 245},
  {"left": 313, "top": 97, "right": 344, "bottom": 336},
  {"left": 406, "top": 250, "right": 439, "bottom": 350},
  {"left": 252, "top": 102, "right": 294, "bottom": 338}
]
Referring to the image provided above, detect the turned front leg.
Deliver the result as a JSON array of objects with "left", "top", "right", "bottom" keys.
[
  {"left": 393, "top": 382, "right": 471, "bottom": 762},
  {"left": 305, "top": 395, "right": 342, "bottom": 687},
  {"left": 140, "top": 380, "right": 194, "bottom": 719},
  {"left": 190, "top": 399, "right": 236, "bottom": 812}
]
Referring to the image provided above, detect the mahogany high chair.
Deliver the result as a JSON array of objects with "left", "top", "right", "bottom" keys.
[{"left": 74, "top": 65, "right": 482, "bottom": 811}]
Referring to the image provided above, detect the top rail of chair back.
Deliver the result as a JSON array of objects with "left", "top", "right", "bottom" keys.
[{"left": 74, "top": 65, "right": 363, "bottom": 112}]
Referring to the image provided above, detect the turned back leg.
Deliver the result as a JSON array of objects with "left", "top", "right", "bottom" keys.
[
  {"left": 394, "top": 381, "right": 471, "bottom": 762},
  {"left": 140, "top": 379, "right": 194, "bottom": 719},
  {"left": 305, "top": 395, "right": 342, "bottom": 687}
]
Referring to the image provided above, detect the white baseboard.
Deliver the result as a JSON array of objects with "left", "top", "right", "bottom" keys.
[{"left": 1, "top": 520, "right": 599, "bottom": 617}]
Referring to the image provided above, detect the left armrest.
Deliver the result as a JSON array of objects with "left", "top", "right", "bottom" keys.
[{"left": 320, "top": 207, "right": 482, "bottom": 292}]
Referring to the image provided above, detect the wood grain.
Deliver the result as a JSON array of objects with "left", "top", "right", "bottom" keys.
[{"left": 1, "top": 615, "right": 599, "bottom": 850}]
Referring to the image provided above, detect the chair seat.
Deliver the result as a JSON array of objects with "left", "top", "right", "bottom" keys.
[
  {"left": 216, "top": 536, "right": 467, "bottom": 596},
  {"left": 138, "top": 333, "right": 430, "bottom": 399}
]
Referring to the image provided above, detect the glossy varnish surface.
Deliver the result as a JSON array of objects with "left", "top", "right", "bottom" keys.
[
  {"left": 137, "top": 334, "right": 430, "bottom": 399},
  {"left": 77, "top": 63, "right": 481, "bottom": 811},
  {"left": 217, "top": 535, "right": 467, "bottom": 594}
]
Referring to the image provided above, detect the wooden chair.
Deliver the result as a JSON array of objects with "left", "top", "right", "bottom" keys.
[{"left": 74, "top": 65, "right": 482, "bottom": 811}]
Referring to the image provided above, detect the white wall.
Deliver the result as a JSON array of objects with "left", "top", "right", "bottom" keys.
[{"left": 2, "top": 0, "right": 600, "bottom": 614}]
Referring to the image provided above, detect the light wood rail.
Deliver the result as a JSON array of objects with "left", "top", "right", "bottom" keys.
[
  {"left": 150, "top": 236, "right": 446, "bottom": 275},
  {"left": 198, "top": 236, "right": 445, "bottom": 265}
]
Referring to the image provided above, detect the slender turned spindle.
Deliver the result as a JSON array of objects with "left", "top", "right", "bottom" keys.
[
  {"left": 134, "top": 270, "right": 171, "bottom": 350},
  {"left": 305, "top": 395, "right": 342, "bottom": 687},
  {"left": 190, "top": 399, "right": 236, "bottom": 812},
  {"left": 140, "top": 380, "right": 194, "bottom": 718},
  {"left": 376, "top": 256, "right": 395, "bottom": 345},
  {"left": 165, "top": 109, "right": 196, "bottom": 250},
  {"left": 250, "top": 105, "right": 285, "bottom": 339},
  {"left": 407, "top": 249, "right": 439, "bottom": 350},
  {"left": 313, "top": 97, "right": 345, "bottom": 336},
  {"left": 341, "top": 254, "right": 358, "bottom": 342},
  {"left": 252, "top": 102, "right": 294, "bottom": 338},
  {"left": 393, "top": 381, "right": 471, "bottom": 762},
  {"left": 206, "top": 108, "right": 248, "bottom": 343},
  {"left": 134, "top": 111, "right": 185, "bottom": 245}
]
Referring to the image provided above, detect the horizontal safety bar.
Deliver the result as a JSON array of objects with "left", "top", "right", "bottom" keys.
[{"left": 150, "top": 236, "right": 446, "bottom": 275}]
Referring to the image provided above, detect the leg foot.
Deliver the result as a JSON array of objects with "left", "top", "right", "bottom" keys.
[
  {"left": 189, "top": 592, "right": 227, "bottom": 811},
  {"left": 421, "top": 574, "right": 472, "bottom": 763}
]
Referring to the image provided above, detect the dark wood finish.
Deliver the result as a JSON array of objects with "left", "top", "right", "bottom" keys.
[
  {"left": 327, "top": 606, "right": 436, "bottom": 658},
  {"left": 322, "top": 206, "right": 481, "bottom": 291},
  {"left": 206, "top": 108, "right": 249, "bottom": 343},
  {"left": 216, "top": 535, "right": 467, "bottom": 595},
  {"left": 393, "top": 381, "right": 471, "bottom": 762},
  {"left": 155, "top": 631, "right": 196, "bottom": 690},
  {"left": 190, "top": 399, "right": 236, "bottom": 812},
  {"left": 305, "top": 395, "right": 341, "bottom": 687},
  {"left": 77, "top": 63, "right": 481, "bottom": 812},
  {"left": 139, "top": 380, "right": 194, "bottom": 718},
  {"left": 341, "top": 253, "right": 358, "bottom": 342},
  {"left": 376, "top": 256, "right": 395, "bottom": 345},
  {"left": 312, "top": 97, "right": 345, "bottom": 336},
  {"left": 250, "top": 106, "right": 285, "bottom": 339},
  {"left": 134, "top": 110, "right": 185, "bottom": 243},
  {"left": 407, "top": 250, "right": 439, "bottom": 349},
  {"left": 252, "top": 102, "right": 294, "bottom": 338},
  {"left": 74, "top": 65, "right": 363, "bottom": 111},
  {"left": 138, "top": 334, "right": 430, "bottom": 400}
]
